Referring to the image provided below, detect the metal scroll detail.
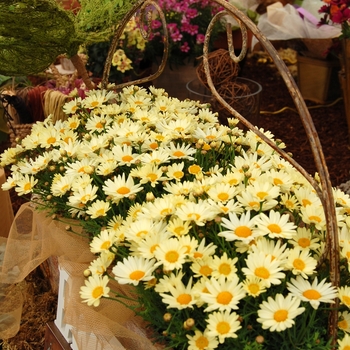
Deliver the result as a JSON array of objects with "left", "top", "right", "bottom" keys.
[{"left": 103, "top": 1, "right": 339, "bottom": 345}]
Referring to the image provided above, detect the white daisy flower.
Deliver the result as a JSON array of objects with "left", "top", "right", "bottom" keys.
[
  {"left": 206, "top": 182, "right": 239, "bottom": 203},
  {"left": 251, "top": 237, "right": 289, "bottom": 264},
  {"left": 175, "top": 199, "right": 215, "bottom": 226},
  {"left": 255, "top": 210, "right": 297, "bottom": 239},
  {"left": 102, "top": 173, "right": 143, "bottom": 203},
  {"left": 287, "top": 275, "right": 337, "bottom": 309},
  {"left": 339, "top": 311, "right": 350, "bottom": 333},
  {"left": 206, "top": 310, "right": 242, "bottom": 344},
  {"left": 88, "top": 251, "right": 115, "bottom": 275},
  {"left": 112, "top": 256, "right": 156, "bottom": 286},
  {"left": 289, "top": 227, "right": 321, "bottom": 251},
  {"left": 191, "top": 257, "right": 214, "bottom": 279},
  {"left": 166, "top": 162, "right": 185, "bottom": 181},
  {"left": 90, "top": 229, "right": 119, "bottom": 254},
  {"left": 112, "top": 144, "right": 140, "bottom": 166},
  {"left": 191, "top": 238, "right": 217, "bottom": 260},
  {"left": 337, "top": 333, "right": 350, "bottom": 350},
  {"left": 154, "top": 238, "right": 188, "bottom": 271},
  {"left": 242, "top": 277, "right": 267, "bottom": 297},
  {"left": 79, "top": 275, "right": 110, "bottom": 307},
  {"left": 257, "top": 293, "right": 305, "bottom": 332},
  {"left": 14, "top": 174, "right": 38, "bottom": 196},
  {"left": 86, "top": 200, "right": 111, "bottom": 219},
  {"left": 219, "top": 211, "right": 260, "bottom": 244},
  {"left": 167, "top": 217, "right": 192, "bottom": 237},
  {"left": 155, "top": 271, "right": 185, "bottom": 293},
  {"left": 167, "top": 142, "right": 196, "bottom": 160},
  {"left": 186, "top": 330, "right": 219, "bottom": 350},
  {"left": 51, "top": 175, "right": 73, "bottom": 197},
  {"left": 201, "top": 276, "right": 246, "bottom": 312},
  {"left": 211, "top": 252, "right": 238, "bottom": 281},
  {"left": 338, "top": 286, "right": 350, "bottom": 308},
  {"left": 160, "top": 277, "right": 197, "bottom": 310},
  {"left": 300, "top": 204, "right": 327, "bottom": 231},
  {"left": 284, "top": 247, "right": 317, "bottom": 278},
  {"left": 242, "top": 251, "right": 285, "bottom": 287}
]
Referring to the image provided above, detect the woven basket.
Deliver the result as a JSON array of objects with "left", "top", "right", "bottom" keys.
[{"left": 7, "top": 123, "right": 33, "bottom": 148}]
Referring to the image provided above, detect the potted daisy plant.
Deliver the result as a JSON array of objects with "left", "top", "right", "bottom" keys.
[{"left": 1, "top": 84, "right": 350, "bottom": 349}]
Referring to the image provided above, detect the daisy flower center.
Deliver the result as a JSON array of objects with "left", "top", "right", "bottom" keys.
[
  {"left": 129, "top": 270, "right": 145, "bottom": 281},
  {"left": 248, "top": 283, "right": 260, "bottom": 295},
  {"left": 257, "top": 191, "right": 268, "bottom": 200},
  {"left": 24, "top": 183, "right": 32, "bottom": 191},
  {"left": 95, "top": 122, "right": 103, "bottom": 129},
  {"left": 101, "top": 241, "right": 111, "bottom": 250},
  {"left": 218, "top": 192, "right": 229, "bottom": 201},
  {"left": 303, "top": 289, "right": 321, "bottom": 300},
  {"left": 92, "top": 286, "right": 104, "bottom": 299},
  {"left": 122, "top": 155, "right": 133, "bottom": 162},
  {"left": 342, "top": 295, "right": 350, "bottom": 306},
  {"left": 136, "top": 230, "right": 148, "bottom": 237},
  {"left": 189, "top": 165, "right": 201, "bottom": 174},
  {"left": 147, "top": 173, "right": 158, "bottom": 182},
  {"left": 177, "top": 293, "right": 192, "bottom": 305},
  {"left": 195, "top": 336, "right": 209, "bottom": 349},
  {"left": 117, "top": 187, "right": 130, "bottom": 195},
  {"left": 47, "top": 136, "right": 56, "bottom": 144},
  {"left": 347, "top": 252, "right": 350, "bottom": 259},
  {"left": 274, "top": 309, "right": 288, "bottom": 322},
  {"left": 216, "top": 321, "right": 230, "bottom": 335},
  {"left": 267, "top": 224, "right": 282, "bottom": 234},
  {"left": 309, "top": 215, "right": 322, "bottom": 223},
  {"left": 173, "top": 151, "right": 185, "bottom": 157},
  {"left": 218, "top": 263, "right": 231, "bottom": 276},
  {"left": 344, "top": 346, "right": 350, "bottom": 350},
  {"left": 339, "top": 319, "right": 348, "bottom": 330},
  {"left": 235, "top": 226, "right": 252, "bottom": 238},
  {"left": 293, "top": 258, "right": 306, "bottom": 271},
  {"left": 150, "top": 142, "right": 158, "bottom": 150},
  {"left": 150, "top": 244, "right": 159, "bottom": 254},
  {"left": 273, "top": 178, "right": 283, "bottom": 185},
  {"left": 302, "top": 199, "right": 312, "bottom": 206},
  {"left": 165, "top": 250, "right": 179, "bottom": 263},
  {"left": 200, "top": 265, "right": 212, "bottom": 277},
  {"left": 96, "top": 209, "right": 106, "bottom": 216},
  {"left": 174, "top": 226, "right": 185, "bottom": 236},
  {"left": 298, "top": 238, "right": 310, "bottom": 248},
  {"left": 255, "top": 267, "right": 270, "bottom": 279},
  {"left": 91, "top": 101, "right": 99, "bottom": 107},
  {"left": 174, "top": 171, "right": 184, "bottom": 179},
  {"left": 193, "top": 252, "right": 203, "bottom": 258},
  {"left": 217, "top": 291, "right": 233, "bottom": 305},
  {"left": 187, "top": 213, "right": 201, "bottom": 221},
  {"left": 161, "top": 208, "right": 172, "bottom": 216}
]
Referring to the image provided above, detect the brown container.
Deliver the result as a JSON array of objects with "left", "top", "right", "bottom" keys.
[{"left": 297, "top": 54, "right": 341, "bottom": 104}]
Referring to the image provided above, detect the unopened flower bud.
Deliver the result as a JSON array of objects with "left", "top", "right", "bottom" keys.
[
  {"left": 163, "top": 313, "right": 172, "bottom": 322},
  {"left": 83, "top": 269, "right": 91, "bottom": 277},
  {"left": 129, "top": 194, "right": 136, "bottom": 201},
  {"left": 256, "top": 335, "right": 264, "bottom": 344},
  {"left": 146, "top": 192, "right": 155, "bottom": 201},
  {"left": 49, "top": 165, "right": 56, "bottom": 171},
  {"left": 46, "top": 195, "right": 52, "bottom": 201},
  {"left": 183, "top": 318, "right": 195, "bottom": 330}
]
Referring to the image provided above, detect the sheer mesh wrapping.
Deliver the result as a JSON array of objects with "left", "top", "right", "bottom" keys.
[{"left": 0, "top": 203, "right": 163, "bottom": 348}]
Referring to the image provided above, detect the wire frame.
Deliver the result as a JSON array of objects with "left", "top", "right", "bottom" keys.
[{"left": 102, "top": 0, "right": 339, "bottom": 344}]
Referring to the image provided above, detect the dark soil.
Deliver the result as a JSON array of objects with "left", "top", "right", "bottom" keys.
[{"left": 1, "top": 52, "right": 349, "bottom": 349}]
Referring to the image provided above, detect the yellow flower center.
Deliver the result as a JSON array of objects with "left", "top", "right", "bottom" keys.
[
  {"left": 217, "top": 291, "right": 233, "bottom": 305},
  {"left": 268, "top": 224, "right": 282, "bottom": 234},
  {"left": 147, "top": 173, "right": 158, "bottom": 182},
  {"left": 298, "top": 237, "right": 311, "bottom": 248},
  {"left": 303, "top": 289, "right": 321, "bottom": 300},
  {"left": 248, "top": 283, "right": 260, "bottom": 295},
  {"left": 285, "top": 200, "right": 294, "bottom": 209},
  {"left": 173, "top": 151, "right": 185, "bottom": 158},
  {"left": 165, "top": 250, "right": 179, "bottom": 263},
  {"left": 274, "top": 309, "right": 288, "bottom": 322},
  {"left": 228, "top": 179, "right": 238, "bottom": 185},
  {"left": 117, "top": 187, "right": 130, "bottom": 195},
  {"left": 177, "top": 293, "right": 192, "bottom": 305},
  {"left": 129, "top": 270, "right": 145, "bottom": 281},
  {"left": 344, "top": 345, "right": 350, "bottom": 350},
  {"left": 150, "top": 142, "right": 158, "bottom": 150},
  {"left": 273, "top": 178, "right": 283, "bottom": 185},
  {"left": 101, "top": 241, "right": 111, "bottom": 250},
  {"left": 136, "top": 230, "right": 148, "bottom": 237},
  {"left": 346, "top": 252, "right": 350, "bottom": 259},
  {"left": 193, "top": 252, "right": 203, "bottom": 259},
  {"left": 175, "top": 126, "right": 184, "bottom": 132},
  {"left": 69, "top": 120, "right": 78, "bottom": 128},
  {"left": 92, "top": 286, "right": 103, "bottom": 299},
  {"left": 91, "top": 101, "right": 99, "bottom": 107},
  {"left": 338, "top": 319, "right": 348, "bottom": 330},
  {"left": 256, "top": 191, "right": 268, "bottom": 200},
  {"left": 235, "top": 226, "right": 252, "bottom": 238},
  {"left": 188, "top": 164, "right": 201, "bottom": 174},
  {"left": 195, "top": 336, "right": 209, "bottom": 349},
  {"left": 199, "top": 265, "right": 212, "bottom": 277},
  {"left": 302, "top": 199, "right": 312, "bottom": 207},
  {"left": 150, "top": 244, "right": 159, "bottom": 254},
  {"left": 218, "top": 192, "right": 229, "bottom": 201},
  {"left": 122, "top": 155, "right": 133, "bottom": 162},
  {"left": 95, "top": 122, "right": 103, "bottom": 129},
  {"left": 342, "top": 295, "right": 350, "bottom": 306},
  {"left": 96, "top": 209, "right": 105, "bottom": 217},
  {"left": 293, "top": 258, "right": 306, "bottom": 271},
  {"left": 173, "top": 226, "right": 185, "bottom": 236},
  {"left": 173, "top": 171, "right": 184, "bottom": 179},
  {"left": 24, "top": 183, "right": 32, "bottom": 191},
  {"left": 160, "top": 208, "right": 172, "bottom": 216},
  {"left": 47, "top": 136, "right": 56, "bottom": 144},
  {"left": 309, "top": 215, "right": 322, "bottom": 223},
  {"left": 206, "top": 135, "right": 216, "bottom": 140},
  {"left": 218, "top": 263, "right": 232, "bottom": 276},
  {"left": 187, "top": 213, "right": 201, "bottom": 221},
  {"left": 216, "top": 321, "right": 230, "bottom": 335},
  {"left": 255, "top": 267, "right": 270, "bottom": 279},
  {"left": 248, "top": 201, "right": 260, "bottom": 208}
]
